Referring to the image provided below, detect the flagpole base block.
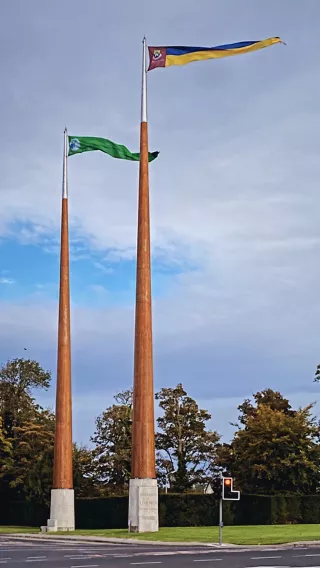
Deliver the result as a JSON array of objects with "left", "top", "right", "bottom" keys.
[
  {"left": 45, "top": 489, "right": 75, "bottom": 532},
  {"left": 128, "top": 478, "right": 158, "bottom": 533}
]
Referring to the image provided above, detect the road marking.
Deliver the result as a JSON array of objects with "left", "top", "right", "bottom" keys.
[
  {"left": 130, "top": 562, "right": 162, "bottom": 566},
  {"left": 193, "top": 560, "right": 222, "bottom": 563},
  {"left": 70, "top": 565, "right": 99, "bottom": 568},
  {"left": 65, "top": 556, "right": 93, "bottom": 559},
  {"left": 251, "top": 556, "right": 282, "bottom": 560},
  {"left": 294, "top": 553, "right": 320, "bottom": 557},
  {"left": 27, "top": 557, "right": 47, "bottom": 560}
]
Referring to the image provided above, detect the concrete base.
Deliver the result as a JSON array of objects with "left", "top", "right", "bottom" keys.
[
  {"left": 128, "top": 478, "right": 158, "bottom": 533},
  {"left": 44, "top": 489, "right": 75, "bottom": 532}
]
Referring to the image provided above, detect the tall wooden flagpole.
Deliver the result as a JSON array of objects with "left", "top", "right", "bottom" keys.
[
  {"left": 46, "top": 128, "right": 74, "bottom": 532},
  {"left": 128, "top": 37, "right": 158, "bottom": 533}
]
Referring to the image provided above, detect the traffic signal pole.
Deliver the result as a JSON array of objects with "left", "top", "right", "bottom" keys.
[
  {"left": 218, "top": 476, "right": 240, "bottom": 545},
  {"left": 219, "top": 496, "right": 223, "bottom": 545}
]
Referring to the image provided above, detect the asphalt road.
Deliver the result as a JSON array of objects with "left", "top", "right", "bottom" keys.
[{"left": 1, "top": 536, "right": 320, "bottom": 567}]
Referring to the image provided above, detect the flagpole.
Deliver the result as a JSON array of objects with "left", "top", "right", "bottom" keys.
[
  {"left": 141, "top": 37, "right": 148, "bottom": 123},
  {"left": 128, "top": 37, "right": 158, "bottom": 533},
  {"left": 46, "top": 128, "right": 74, "bottom": 532}
]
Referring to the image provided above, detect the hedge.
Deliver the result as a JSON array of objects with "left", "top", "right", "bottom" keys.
[{"left": 3, "top": 494, "right": 320, "bottom": 528}]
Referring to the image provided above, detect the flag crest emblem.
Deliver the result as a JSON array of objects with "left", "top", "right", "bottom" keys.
[{"left": 69, "top": 138, "right": 81, "bottom": 152}]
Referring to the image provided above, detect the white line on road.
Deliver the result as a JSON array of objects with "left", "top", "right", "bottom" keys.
[
  {"left": 130, "top": 563, "right": 162, "bottom": 566},
  {"left": 193, "top": 560, "right": 222, "bottom": 562},
  {"left": 65, "top": 556, "right": 93, "bottom": 559},
  {"left": 27, "top": 557, "right": 47, "bottom": 560},
  {"left": 259, "top": 549, "right": 281, "bottom": 551},
  {"left": 251, "top": 556, "right": 282, "bottom": 560},
  {"left": 70, "top": 565, "right": 99, "bottom": 568},
  {"left": 294, "top": 553, "right": 320, "bottom": 557}
]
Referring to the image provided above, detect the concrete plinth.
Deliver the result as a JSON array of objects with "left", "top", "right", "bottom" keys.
[
  {"left": 45, "top": 489, "right": 75, "bottom": 532},
  {"left": 128, "top": 478, "right": 158, "bottom": 533}
]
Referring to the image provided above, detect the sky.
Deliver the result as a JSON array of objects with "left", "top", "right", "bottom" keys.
[{"left": 0, "top": 0, "right": 319, "bottom": 446}]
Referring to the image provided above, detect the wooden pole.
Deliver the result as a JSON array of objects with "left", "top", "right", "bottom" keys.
[
  {"left": 131, "top": 118, "right": 156, "bottom": 480},
  {"left": 53, "top": 128, "right": 73, "bottom": 490}
]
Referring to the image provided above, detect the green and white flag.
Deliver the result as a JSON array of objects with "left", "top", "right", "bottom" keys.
[{"left": 68, "top": 136, "right": 159, "bottom": 162}]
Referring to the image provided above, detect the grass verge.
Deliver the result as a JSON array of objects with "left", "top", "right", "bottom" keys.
[
  {"left": 0, "top": 526, "right": 39, "bottom": 534},
  {"left": 57, "top": 525, "right": 320, "bottom": 544},
  {"left": 2, "top": 524, "right": 320, "bottom": 544}
]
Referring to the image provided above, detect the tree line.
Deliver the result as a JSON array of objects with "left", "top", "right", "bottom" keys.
[{"left": 1, "top": 357, "right": 320, "bottom": 505}]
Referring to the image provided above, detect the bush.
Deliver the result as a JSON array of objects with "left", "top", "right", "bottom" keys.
[
  {"left": 76, "top": 497, "right": 127, "bottom": 529},
  {"left": 3, "top": 494, "right": 320, "bottom": 529},
  {"left": 301, "top": 496, "right": 320, "bottom": 524},
  {"left": 0, "top": 500, "right": 48, "bottom": 527}
]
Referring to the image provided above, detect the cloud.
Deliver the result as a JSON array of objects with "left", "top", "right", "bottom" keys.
[
  {"left": 93, "top": 262, "right": 114, "bottom": 275},
  {"left": 0, "top": 0, "right": 320, "bottom": 443},
  {"left": 90, "top": 284, "right": 109, "bottom": 296},
  {"left": 0, "top": 277, "right": 15, "bottom": 285}
]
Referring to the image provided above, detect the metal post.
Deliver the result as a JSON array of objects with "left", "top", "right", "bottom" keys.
[{"left": 219, "top": 497, "right": 223, "bottom": 545}]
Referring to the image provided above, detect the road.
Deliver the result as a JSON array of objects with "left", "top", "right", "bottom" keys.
[{"left": 1, "top": 536, "right": 320, "bottom": 567}]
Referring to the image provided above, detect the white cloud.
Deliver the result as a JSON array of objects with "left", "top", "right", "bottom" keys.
[
  {"left": 0, "top": 277, "right": 15, "bottom": 285},
  {"left": 0, "top": 0, "right": 320, "bottom": 443},
  {"left": 90, "top": 284, "right": 109, "bottom": 296}
]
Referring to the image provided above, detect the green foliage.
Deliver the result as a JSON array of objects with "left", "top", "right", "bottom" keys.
[
  {"left": 75, "top": 497, "right": 128, "bottom": 529},
  {"left": 156, "top": 384, "right": 220, "bottom": 492},
  {"left": 0, "top": 357, "right": 95, "bottom": 503},
  {"left": 0, "top": 416, "right": 12, "bottom": 497},
  {"left": 218, "top": 389, "right": 320, "bottom": 495},
  {"left": 6, "top": 494, "right": 320, "bottom": 529},
  {"left": 91, "top": 385, "right": 220, "bottom": 494},
  {"left": 237, "top": 389, "right": 295, "bottom": 426},
  {"left": 0, "top": 416, "right": 12, "bottom": 456},
  {"left": 0, "top": 358, "right": 51, "bottom": 438},
  {"left": 0, "top": 359, "right": 53, "bottom": 503},
  {"left": 301, "top": 496, "right": 320, "bottom": 523},
  {"left": 91, "top": 389, "right": 133, "bottom": 493},
  {"left": 2, "top": 409, "right": 55, "bottom": 505},
  {"left": 73, "top": 444, "right": 100, "bottom": 498}
]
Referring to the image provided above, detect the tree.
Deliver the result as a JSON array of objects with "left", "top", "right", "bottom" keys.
[
  {"left": 91, "top": 389, "right": 132, "bottom": 494},
  {"left": 236, "top": 388, "right": 295, "bottom": 426},
  {"left": 0, "top": 416, "right": 11, "bottom": 456},
  {"left": 156, "top": 384, "right": 220, "bottom": 492},
  {"left": 0, "top": 358, "right": 53, "bottom": 501},
  {"left": 218, "top": 390, "right": 320, "bottom": 494},
  {"left": 0, "top": 409, "right": 55, "bottom": 504},
  {"left": 0, "top": 357, "right": 109, "bottom": 502},
  {"left": 0, "top": 416, "right": 12, "bottom": 496},
  {"left": 0, "top": 358, "right": 51, "bottom": 437},
  {"left": 73, "top": 444, "right": 100, "bottom": 498}
]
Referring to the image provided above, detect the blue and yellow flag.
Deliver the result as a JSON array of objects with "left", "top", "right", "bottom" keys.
[{"left": 148, "top": 37, "right": 283, "bottom": 71}]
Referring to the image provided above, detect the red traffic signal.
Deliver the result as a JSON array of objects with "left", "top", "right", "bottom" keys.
[{"left": 222, "top": 477, "right": 240, "bottom": 501}]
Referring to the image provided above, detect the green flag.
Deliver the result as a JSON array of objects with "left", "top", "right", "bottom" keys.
[{"left": 68, "top": 136, "right": 159, "bottom": 162}]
